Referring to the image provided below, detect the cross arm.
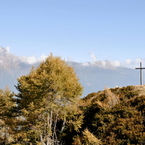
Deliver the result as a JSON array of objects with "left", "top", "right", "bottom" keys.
[{"left": 135, "top": 68, "right": 145, "bottom": 69}]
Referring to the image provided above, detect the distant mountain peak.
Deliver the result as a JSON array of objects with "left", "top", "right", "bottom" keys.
[
  {"left": 0, "top": 47, "right": 22, "bottom": 71},
  {"left": 0, "top": 46, "right": 7, "bottom": 54}
]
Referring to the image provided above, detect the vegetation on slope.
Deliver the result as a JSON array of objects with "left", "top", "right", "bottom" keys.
[
  {"left": 70, "top": 86, "right": 145, "bottom": 145},
  {"left": 0, "top": 54, "right": 145, "bottom": 144}
]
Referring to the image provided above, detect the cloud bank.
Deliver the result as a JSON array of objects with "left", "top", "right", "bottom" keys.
[
  {"left": 0, "top": 46, "right": 48, "bottom": 65},
  {"left": 83, "top": 52, "right": 145, "bottom": 69},
  {"left": 20, "top": 54, "right": 47, "bottom": 64},
  {"left": 1, "top": 47, "right": 145, "bottom": 69}
]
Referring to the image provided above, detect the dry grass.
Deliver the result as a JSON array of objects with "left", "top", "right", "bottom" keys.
[
  {"left": 104, "top": 88, "right": 120, "bottom": 108},
  {"left": 134, "top": 85, "right": 145, "bottom": 96}
]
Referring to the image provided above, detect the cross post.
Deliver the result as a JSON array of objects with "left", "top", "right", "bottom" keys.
[{"left": 135, "top": 62, "right": 145, "bottom": 85}]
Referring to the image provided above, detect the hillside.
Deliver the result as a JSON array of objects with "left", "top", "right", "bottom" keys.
[{"left": 66, "top": 85, "right": 145, "bottom": 144}]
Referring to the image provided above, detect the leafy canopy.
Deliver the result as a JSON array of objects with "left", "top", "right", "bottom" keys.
[{"left": 15, "top": 54, "right": 83, "bottom": 144}]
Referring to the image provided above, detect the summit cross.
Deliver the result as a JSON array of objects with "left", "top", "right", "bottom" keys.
[{"left": 135, "top": 62, "right": 145, "bottom": 85}]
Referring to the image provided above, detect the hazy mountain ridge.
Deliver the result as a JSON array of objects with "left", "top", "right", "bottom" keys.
[
  {"left": 69, "top": 62, "right": 139, "bottom": 96},
  {"left": 0, "top": 47, "right": 142, "bottom": 96},
  {"left": 0, "top": 47, "right": 35, "bottom": 90}
]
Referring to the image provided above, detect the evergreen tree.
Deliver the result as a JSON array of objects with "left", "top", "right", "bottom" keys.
[
  {"left": 0, "top": 88, "right": 16, "bottom": 144},
  {"left": 15, "top": 54, "right": 83, "bottom": 144}
]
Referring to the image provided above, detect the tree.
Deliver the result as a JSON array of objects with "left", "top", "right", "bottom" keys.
[
  {"left": 16, "top": 54, "right": 83, "bottom": 144},
  {"left": 73, "top": 129, "right": 102, "bottom": 145},
  {"left": 0, "top": 87, "right": 16, "bottom": 144}
]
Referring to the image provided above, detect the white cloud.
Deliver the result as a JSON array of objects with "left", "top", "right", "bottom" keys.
[
  {"left": 82, "top": 62, "right": 90, "bottom": 66},
  {"left": 87, "top": 53, "right": 145, "bottom": 69},
  {"left": 89, "top": 60, "right": 121, "bottom": 68},
  {"left": 20, "top": 54, "right": 48, "bottom": 64},
  {"left": 125, "top": 59, "right": 131, "bottom": 65},
  {"left": 21, "top": 56, "right": 37, "bottom": 64},
  {"left": 2, "top": 46, "right": 145, "bottom": 69},
  {"left": 101, "top": 60, "right": 106, "bottom": 67},
  {"left": 119, "top": 58, "right": 145, "bottom": 69},
  {"left": 88, "top": 52, "right": 121, "bottom": 68},
  {"left": 87, "top": 51, "right": 145, "bottom": 69},
  {"left": 90, "top": 52, "right": 96, "bottom": 61},
  {"left": 5, "top": 47, "right": 10, "bottom": 53},
  {"left": 135, "top": 58, "right": 143, "bottom": 64},
  {"left": 39, "top": 54, "right": 47, "bottom": 61},
  {"left": 110, "top": 60, "right": 121, "bottom": 67}
]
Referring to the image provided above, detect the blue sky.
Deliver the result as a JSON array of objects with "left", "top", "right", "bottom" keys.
[{"left": 0, "top": 0, "right": 145, "bottom": 65}]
